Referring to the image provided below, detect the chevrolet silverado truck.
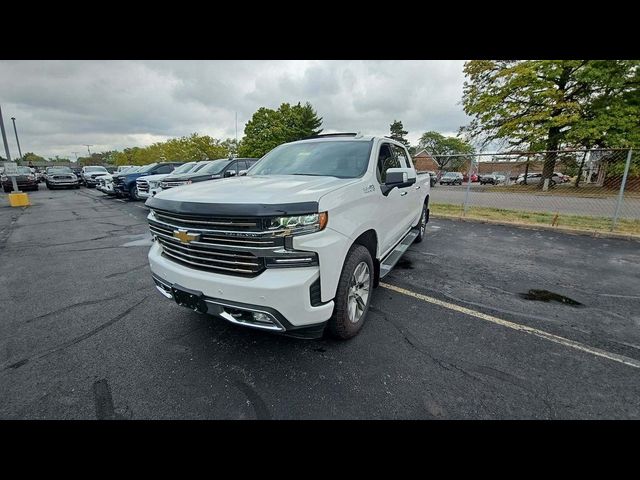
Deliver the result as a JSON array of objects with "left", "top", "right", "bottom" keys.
[
  {"left": 136, "top": 161, "right": 200, "bottom": 200},
  {"left": 145, "top": 134, "right": 430, "bottom": 339},
  {"left": 113, "top": 162, "right": 183, "bottom": 200}
]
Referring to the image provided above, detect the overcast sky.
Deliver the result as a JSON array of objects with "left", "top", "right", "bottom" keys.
[{"left": 0, "top": 60, "right": 470, "bottom": 159}]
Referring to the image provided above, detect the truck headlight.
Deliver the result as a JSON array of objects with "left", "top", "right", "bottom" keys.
[{"left": 266, "top": 212, "right": 328, "bottom": 236}]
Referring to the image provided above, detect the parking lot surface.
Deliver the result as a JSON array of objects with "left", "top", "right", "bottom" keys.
[{"left": 1, "top": 188, "right": 639, "bottom": 419}]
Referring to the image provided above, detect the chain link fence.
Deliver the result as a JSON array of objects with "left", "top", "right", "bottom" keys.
[{"left": 420, "top": 149, "right": 639, "bottom": 237}]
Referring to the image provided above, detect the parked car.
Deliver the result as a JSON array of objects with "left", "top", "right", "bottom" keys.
[
  {"left": 423, "top": 170, "right": 438, "bottom": 187},
  {"left": 516, "top": 172, "right": 563, "bottom": 186},
  {"left": 146, "top": 134, "right": 431, "bottom": 340},
  {"left": 2, "top": 166, "right": 39, "bottom": 192},
  {"left": 136, "top": 161, "right": 201, "bottom": 200},
  {"left": 44, "top": 166, "right": 80, "bottom": 189},
  {"left": 113, "top": 162, "right": 183, "bottom": 200},
  {"left": 80, "top": 166, "right": 110, "bottom": 187},
  {"left": 158, "top": 158, "right": 259, "bottom": 191},
  {"left": 439, "top": 172, "right": 463, "bottom": 185},
  {"left": 97, "top": 166, "right": 140, "bottom": 195}
]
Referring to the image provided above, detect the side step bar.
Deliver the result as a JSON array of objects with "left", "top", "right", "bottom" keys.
[{"left": 379, "top": 230, "right": 418, "bottom": 279}]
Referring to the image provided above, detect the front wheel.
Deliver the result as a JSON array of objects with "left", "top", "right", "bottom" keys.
[
  {"left": 328, "top": 245, "right": 374, "bottom": 340},
  {"left": 413, "top": 203, "right": 427, "bottom": 243},
  {"left": 128, "top": 185, "right": 140, "bottom": 201}
]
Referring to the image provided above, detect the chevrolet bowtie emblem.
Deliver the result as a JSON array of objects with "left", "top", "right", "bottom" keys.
[{"left": 173, "top": 229, "right": 200, "bottom": 244}]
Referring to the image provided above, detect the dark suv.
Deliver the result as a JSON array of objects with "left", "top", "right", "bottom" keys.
[
  {"left": 113, "top": 162, "right": 183, "bottom": 200},
  {"left": 159, "top": 158, "right": 258, "bottom": 190}
]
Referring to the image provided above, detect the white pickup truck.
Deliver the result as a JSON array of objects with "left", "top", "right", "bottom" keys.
[{"left": 145, "top": 133, "right": 430, "bottom": 339}]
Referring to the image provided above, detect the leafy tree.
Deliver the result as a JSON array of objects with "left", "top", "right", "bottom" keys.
[
  {"left": 461, "top": 60, "right": 640, "bottom": 187},
  {"left": 389, "top": 120, "right": 410, "bottom": 149},
  {"left": 22, "top": 152, "right": 46, "bottom": 164},
  {"left": 417, "top": 131, "right": 474, "bottom": 170},
  {"left": 239, "top": 102, "right": 323, "bottom": 157}
]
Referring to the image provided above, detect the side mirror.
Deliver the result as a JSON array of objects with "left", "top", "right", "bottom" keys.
[
  {"left": 224, "top": 170, "right": 237, "bottom": 177},
  {"left": 382, "top": 167, "right": 416, "bottom": 195},
  {"left": 238, "top": 170, "right": 248, "bottom": 176}
]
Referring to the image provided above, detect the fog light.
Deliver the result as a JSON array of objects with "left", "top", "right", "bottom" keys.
[{"left": 253, "top": 312, "right": 272, "bottom": 324}]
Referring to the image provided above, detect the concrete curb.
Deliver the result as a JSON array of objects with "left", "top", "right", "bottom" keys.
[{"left": 431, "top": 214, "right": 640, "bottom": 242}]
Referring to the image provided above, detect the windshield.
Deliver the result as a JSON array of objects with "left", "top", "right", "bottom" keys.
[
  {"left": 172, "top": 162, "right": 196, "bottom": 175},
  {"left": 137, "top": 163, "right": 158, "bottom": 173},
  {"left": 200, "top": 159, "right": 232, "bottom": 174},
  {"left": 48, "top": 167, "right": 73, "bottom": 174},
  {"left": 85, "top": 166, "right": 107, "bottom": 172},
  {"left": 17, "top": 166, "right": 32, "bottom": 175},
  {"left": 249, "top": 141, "right": 372, "bottom": 178},
  {"left": 443, "top": 172, "right": 458, "bottom": 177}
]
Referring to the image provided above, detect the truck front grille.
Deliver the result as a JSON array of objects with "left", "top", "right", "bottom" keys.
[
  {"left": 151, "top": 209, "right": 262, "bottom": 232},
  {"left": 155, "top": 235, "right": 264, "bottom": 276},
  {"left": 137, "top": 179, "right": 149, "bottom": 192}
]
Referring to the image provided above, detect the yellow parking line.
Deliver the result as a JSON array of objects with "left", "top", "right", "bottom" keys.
[{"left": 380, "top": 282, "right": 640, "bottom": 370}]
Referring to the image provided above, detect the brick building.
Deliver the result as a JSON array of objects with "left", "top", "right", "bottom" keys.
[{"left": 412, "top": 150, "right": 440, "bottom": 172}]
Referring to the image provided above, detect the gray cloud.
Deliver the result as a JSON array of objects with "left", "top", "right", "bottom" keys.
[{"left": 0, "top": 60, "right": 469, "bottom": 159}]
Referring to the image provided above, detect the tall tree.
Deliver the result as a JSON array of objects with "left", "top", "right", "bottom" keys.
[
  {"left": 389, "top": 120, "right": 410, "bottom": 149},
  {"left": 239, "top": 102, "right": 324, "bottom": 158},
  {"left": 417, "top": 131, "right": 474, "bottom": 170},
  {"left": 461, "top": 60, "right": 640, "bottom": 187}
]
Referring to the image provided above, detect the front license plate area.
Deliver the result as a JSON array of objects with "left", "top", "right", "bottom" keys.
[{"left": 171, "top": 284, "right": 207, "bottom": 313}]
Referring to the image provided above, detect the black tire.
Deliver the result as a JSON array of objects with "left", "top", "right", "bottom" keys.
[
  {"left": 413, "top": 203, "right": 427, "bottom": 243},
  {"left": 328, "top": 244, "right": 374, "bottom": 340},
  {"left": 128, "top": 184, "right": 139, "bottom": 201}
]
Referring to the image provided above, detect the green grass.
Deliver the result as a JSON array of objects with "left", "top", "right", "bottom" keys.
[{"left": 431, "top": 203, "right": 640, "bottom": 236}]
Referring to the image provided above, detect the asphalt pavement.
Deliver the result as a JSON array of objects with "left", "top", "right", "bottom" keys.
[{"left": 1, "top": 187, "right": 639, "bottom": 419}]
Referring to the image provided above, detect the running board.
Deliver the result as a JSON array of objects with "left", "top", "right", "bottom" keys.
[{"left": 379, "top": 230, "right": 418, "bottom": 279}]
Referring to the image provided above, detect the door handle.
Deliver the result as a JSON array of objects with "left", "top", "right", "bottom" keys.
[
  {"left": 400, "top": 191, "right": 408, "bottom": 196},
  {"left": 415, "top": 185, "right": 421, "bottom": 189}
]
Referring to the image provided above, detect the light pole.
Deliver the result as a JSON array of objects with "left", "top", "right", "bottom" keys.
[
  {"left": 85, "top": 144, "right": 93, "bottom": 156},
  {"left": 0, "top": 105, "right": 20, "bottom": 192},
  {"left": 10, "top": 117, "right": 23, "bottom": 161}
]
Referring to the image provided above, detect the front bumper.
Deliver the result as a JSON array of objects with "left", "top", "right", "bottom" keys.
[
  {"left": 138, "top": 187, "right": 161, "bottom": 199},
  {"left": 148, "top": 241, "right": 334, "bottom": 335},
  {"left": 50, "top": 180, "right": 79, "bottom": 187}
]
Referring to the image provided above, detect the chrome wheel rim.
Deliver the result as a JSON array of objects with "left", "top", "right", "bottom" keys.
[{"left": 347, "top": 262, "right": 370, "bottom": 323}]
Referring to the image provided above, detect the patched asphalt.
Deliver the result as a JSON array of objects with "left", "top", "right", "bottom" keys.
[{"left": 0, "top": 188, "right": 639, "bottom": 419}]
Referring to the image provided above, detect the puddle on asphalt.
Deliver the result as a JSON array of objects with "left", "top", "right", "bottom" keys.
[
  {"left": 396, "top": 258, "right": 414, "bottom": 269},
  {"left": 519, "top": 289, "right": 583, "bottom": 306}
]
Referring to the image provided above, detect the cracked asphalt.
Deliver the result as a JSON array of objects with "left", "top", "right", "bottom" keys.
[{"left": 1, "top": 187, "right": 639, "bottom": 419}]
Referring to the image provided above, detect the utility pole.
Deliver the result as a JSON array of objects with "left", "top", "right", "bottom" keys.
[
  {"left": 0, "top": 105, "right": 20, "bottom": 192},
  {"left": 10, "top": 117, "right": 23, "bottom": 160},
  {"left": 85, "top": 144, "right": 93, "bottom": 156}
]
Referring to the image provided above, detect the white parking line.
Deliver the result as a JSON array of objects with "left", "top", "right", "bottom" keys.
[{"left": 380, "top": 282, "right": 640, "bottom": 370}]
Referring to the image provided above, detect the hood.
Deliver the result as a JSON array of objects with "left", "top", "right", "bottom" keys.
[
  {"left": 154, "top": 174, "right": 358, "bottom": 205},
  {"left": 137, "top": 173, "right": 169, "bottom": 182}
]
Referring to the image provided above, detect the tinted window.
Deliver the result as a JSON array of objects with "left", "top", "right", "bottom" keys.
[
  {"left": 376, "top": 144, "right": 401, "bottom": 183},
  {"left": 250, "top": 141, "right": 372, "bottom": 178},
  {"left": 155, "top": 164, "right": 174, "bottom": 174}
]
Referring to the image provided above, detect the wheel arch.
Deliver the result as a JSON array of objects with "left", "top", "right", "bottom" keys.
[{"left": 352, "top": 229, "right": 380, "bottom": 287}]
